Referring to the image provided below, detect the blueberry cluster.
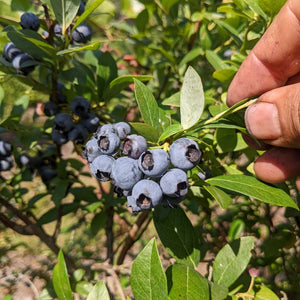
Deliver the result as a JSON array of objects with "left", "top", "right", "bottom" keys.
[
  {"left": 83, "top": 123, "right": 202, "bottom": 214},
  {"left": 50, "top": 96, "right": 100, "bottom": 145},
  {"left": 17, "top": 146, "right": 59, "bottom": 187},
  {"left": 3, "top": 11, "right": 41, "bottom": 75},
  {"left": 0, "top": 139, "right": 14, "bottom": 172}
]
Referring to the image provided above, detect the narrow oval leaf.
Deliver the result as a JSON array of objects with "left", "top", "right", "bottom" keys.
[
  {"left": 206, "top": 175, "right": 299, "bottom": 210},
  {"left": 180, "top": 66, "right": 204, "bottom": 130},
  {"left": 212, "top": 236, "right": 254, "bottom": 287},
  {"left": 72, "top": 0, "right": 105, "bottom": 31},
  {"left": 50, "top": 0, "right": 81, "bottom": 32},
  {"left": 131, "top": 238, "right": 168, "bottom": 300},
  {"left": 204, "top": 185, "right": 233, "bottom": 209},
  {"left": 166, "top": 264, "right": 210, "bottom": 300},
  {"left": 153, "top": 206, "right": 200, "bottom": 268},
  {"left": 158, "top": 123, "right": 183, "bottom": 142},
  {"left": 53, "top": 250, "right": 73, "bottom": 300},
  {"left": 56, "top": 41, "right": 100, "bottom": 55},
  {"left": 254, "top": 285, "right": 279, "bottom": 300},
  {"left": 130, "top": 122, "right": 159, "bottom": 143},
  {"left": 87, "top": 281, "right": 110, "bottom": 300},
  {"left": 103, "top": 75, "right": 152, "bottom": 101},
  {"left": 134, "top": 79, "right": 159, "bottom": 129}
]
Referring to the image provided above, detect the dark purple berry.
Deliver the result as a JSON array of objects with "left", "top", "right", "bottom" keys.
[
  {"left": 70, "top": 96, "right": 90, "bottom": 117},
  {"left": 138, "top": 149, "right": 170, "bottom": 178},
  {"left": 12, "top": 53, "right": 36, "bottom": 75},
  {"left": 53, "top": 113, "right": 73, "bottom": 133},
  {"left": 44, "top": 101, "right": 59, "bottom": 116},
  {"left": 127, "top": 179, "right": 163, "bottom": 213},
  {"left": 20, "top": 12, "right": 40, "bottom": 31},
  {"left": 82, "top": 137, "right": 102, "bottom": 163},
  {"left": 51, "top": 129, "right": 69, "bottom": 145},
  {"left": 72, "top": 23, "right": 92, "bottom": 43},
  {"left": 82, "top": 113, "right": 100, "bottom": 133},
  {"left": 90, "top": 155, "right": 115, "bottom": 181},
  {"left": 169, "top": 138, "right": 201, "bottom": 170},
  {"left": 122, "top": 134, "right": 147, "bottom": 159},
  {"left": 0, "top": 140, "right": 12, "bottom": 157},
  {"left": 97, "top": 132, "right": 120, "bottom": 155},
  {"left": 3, "top": 42, "right": 22, "bottom": 62},
  {"left": 160, "top": 168, "right": 189, "bottom": 197},
  {"left": 111, "top": 157, "right": 142, "bottom": 191},
  {"left": 113, "top": 122, "right": 131, "bottom": 139},
  {"left": 0, "top": 157, "right": 13, "bottom": 171},
  {"left": 68, "top": 124, "right": 89, "bottom": 144}
]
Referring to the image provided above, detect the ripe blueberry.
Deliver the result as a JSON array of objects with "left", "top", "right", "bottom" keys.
[
  {"left": 72, "top": 23, "right": 92, "bottom": 43},
  {"left": 3, "top": 42, "right": 22, "bottom": 62},
  {"left": 0, "top": 140, "right": 12, "bottom": 157},
  {"left": 70, "top": 96, "right": 90, "bottom": 117},
  {"left": 0, "top": 157, "right": 13, "bottom": 171},
  {"left": 53, "top": 24, "right": 63, "bottom": 36},
  {"left": 81, "top": 113, "right": 100, "bottom": 133},
  {"left": 51, "top": 128, "right": 69, "bottom": 145},
  {"left": 20, "top": 12, "right": 40, "bottom": 31},
  {"left": 138, "top": 149, "right": 170, "bottom": 178},
  {"left": 90, "top": 155, "right": 115, "bottom": 181},
  {"left": 82, "top": 137, "right": 102, "bottom": 163},
  {"left": 160, "top": 168, "right": 189, "bottom": 197},
  {"left": 44, "top": 101, "right": 59, "bottom": 116},
  {"left": 127, "top": 179, "right": 163, "bottom": 213},
  {"left": 97, "top": 132, "right": 120, "bottom": 155},
  {"left": 12, "top": 53, "right": 36, "bottom": 75},
  {"left": 68, "top": 124, "right": 89, "bottom": 144},
  {"left": 53, "top": 113, "right": 73, "bottom": 133},
  {"left": 94, "top": 124, "right": 115, "bottom": 138},
  {"left": 111, "top": 157, "right": 142, "bottom": 191},
  {"left": 169, "top": 137, "right": 201, "bottom": 170},
  {"left": 122, "top": 134, "right": 147, "bottom": 159},
  {"left": 113, "top": 122, "right": 131, "bottom": 139},
  {"left": 77, "top": 0, "right": 85, "bottom": 16}
]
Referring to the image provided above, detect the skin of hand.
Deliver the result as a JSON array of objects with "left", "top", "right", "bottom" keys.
[{"left": 226, "top": 0, "right": 300, "bottom": 190}]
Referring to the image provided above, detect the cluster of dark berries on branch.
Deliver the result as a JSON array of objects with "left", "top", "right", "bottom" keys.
[
  {"left": 3, "top": 12, "right": 41, "bottom": 75},
  {"left": 83, "top": 123, "right": 202, "bottom": 214},
  {"left": 0, "top": 139, "right": 14, "bottom": 172},
  {"left": 51, "top": 96, "right": 99, "bottom": 145}
]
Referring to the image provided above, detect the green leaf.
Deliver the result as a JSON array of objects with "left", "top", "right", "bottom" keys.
[
  {"left": 53, "top": 250, "right": 73, "bottom": 300},
  {"left": 213, "top": 68, "right": 236, "bottom": 83},
  {"left": 153, "top": 206, "right": 200, "bottom": 268},
  {"left": 212, "top": 237, "right": 254, "bottom": 287},
  {"left": 204, "top": 185, "right": 233, "bottom": 209},
  {"left": 214, "top": 19, "right": 242, "bottom": 46},
  {"left": 75, "top": 281, "right": 93, "bottom": 297},
  {"left": 158, "top": 123, "right": 183, "bottom": 142},
  {"left": 161, "top": 92, "right": 180, "bottom": 107},
  {"left": 258, "top": 0, "right": 286, "bottom": 17},
  {"left": 131, "top": 238, "right": 168, "bottom": 300},
  {"left": 90, "top": 211, "right": 107, "bottom": 236},
  {"left": 243, "top": 0, "right": 268, "bottom": 21},
  {"left": 179, "top": 48, "right": 204, "bottom": 68},
  {"left": 56, "top": 41, "right": 100, "bottom": 55},
  {"left": 214, "top": 128, "right": 237, "bottom": 153},
  {"left": 161, "top": 0, "right": 179, "bottom": 12},
  {"left": 72, "top": 0, "right": 105, "bottom": 31},
  {"left": 87, "top": 281, "right": 110, "bottom": 300},
  {"left": 166, "top": 264, "right": 210, "bottom": 300},
  {"left": 97, "top": 51, "right": 118, "bottom": 94},
  {"left": 254, "top": 285, "right": 279, "bottom": 300},
  {"left": 205, "top": 50, "right": 228, "bottom": 71},
  {"left": 130, "top": 122, "right": 159, "bottom": 143},
  {"left": 209, "top": 282, "right": 228, "bottom": 300},
  {"left": 134, "top": 79, "right": 159, "bottom": 129},
  {"left": 180, "top": 66, "right": 204, "bottom": 130},
  {"left": 7, "top": 29, "right": 56, "bottom": 64},
  {"left": 228, "top": 219, "right": 245, "bottom": 242},
  {"left": 50, "top": 0, "right": 81, "bottom": 32},
  {"left": 103, "top": 75, "right": 152, "bottom": 101},
  {"left": 206, "top": 175, "right": 299, "bottom": 210}
]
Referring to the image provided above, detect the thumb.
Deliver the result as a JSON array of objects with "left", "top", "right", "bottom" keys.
[{"left": 245, "top": 83, "right": 300, "bottom": 148}]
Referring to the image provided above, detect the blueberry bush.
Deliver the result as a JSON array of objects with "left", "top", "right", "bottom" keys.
[{"left": 0, "top": 0, "right": 299, "bottom": 299}]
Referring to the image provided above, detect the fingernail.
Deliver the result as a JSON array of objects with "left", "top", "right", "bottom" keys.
[{"left": 245, "top": 102, "right": 281, "bottom": 140}]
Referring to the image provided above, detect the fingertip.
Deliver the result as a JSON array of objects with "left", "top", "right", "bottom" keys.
[{"left": 254, "top": 148, "right": 300, "bottom": 183}]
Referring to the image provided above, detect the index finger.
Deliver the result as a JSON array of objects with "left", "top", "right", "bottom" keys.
[{"left": 227, "top": 0, "right": 300, "bottom": 106}]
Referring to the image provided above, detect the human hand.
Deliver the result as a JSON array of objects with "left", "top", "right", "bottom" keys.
[{"left": 227, "top": 0, "right": 300, "bottom": 189}]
